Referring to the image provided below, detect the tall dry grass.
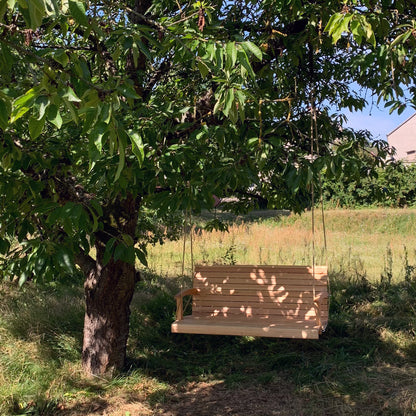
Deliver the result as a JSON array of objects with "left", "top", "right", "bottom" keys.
[{"left": 147, "top": 208, "right": 416, "bottom": 282}]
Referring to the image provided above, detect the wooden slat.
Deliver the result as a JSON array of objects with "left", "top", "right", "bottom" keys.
[
  {"left": 192, "top": 285, "right": 326, "bottom": 299},
  {"left": 171, "top": 316, "right": 320, "bottom": 339},
  {"left": 193, "top": 296, "right": 313, "bottom": 308},
  {"left": 192, "top": 290, "right": 327, "bottom": 301},
  {"left": 190, "top": 313, "right": 318, "bottom": 322},
  {"left": 195, "top": 273, "right": 327, "bottom": 282},
  {"left": 191, "top": 307, "right": 316, "bottom": 319},
  {"left": 192, "top": 307, "right": 327, "bottom": 317},
  {"left": 182, "top": 315, "right": 318, "bottom": 324},
  {"left": 194, "top": 294, "right": 328, "bottom": 304},
  {"left": 192, "top": 303, "right": 316, "bottom": 312},
  {"left": 193, "top": 297, "right": 316, "bottom": 306},
  {"left": 194, "top": 282, "right": 327, "bottom": 291},
  {"left": 195, "top": 265, "right": 328, "bottom": 273}
]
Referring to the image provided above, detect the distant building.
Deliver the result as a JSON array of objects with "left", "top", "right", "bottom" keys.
[{"left": 387, "top": 113, "right": 416, "bottom": 164}]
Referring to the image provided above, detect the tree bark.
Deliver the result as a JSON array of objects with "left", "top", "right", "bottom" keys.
[
  {"left": 81, "top": 193, "right": 139, "bottom": 376},
  {"left": 82, "top": 256, "right": 136, "bottom": 376}
]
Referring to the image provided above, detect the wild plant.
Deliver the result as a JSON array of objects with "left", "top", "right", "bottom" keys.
[
  {"left": 381, "top": 244, "right": 393, "bottom": 286},
  {"left": 402, "top": 245, "right": 416, "bottom": 282}
]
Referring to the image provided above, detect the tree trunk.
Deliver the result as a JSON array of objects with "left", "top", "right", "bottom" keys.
[
  {"left": 81, "top": 194, "right": 139, "bottom": 376},
  {"left": 82, "top": 256, "right": 136, "bottom": 376}
]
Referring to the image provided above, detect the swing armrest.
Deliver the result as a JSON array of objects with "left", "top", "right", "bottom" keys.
[
  {"left": 174, "top": 288, "right": 201, "bottom": 299},
  {"left": 174, "top": 288, "right": 201, "bottom": 321},
  {"left": 313, "top": 292, "right": 329, "bottom": 332}
]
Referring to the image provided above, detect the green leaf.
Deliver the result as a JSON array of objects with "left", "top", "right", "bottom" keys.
[
  {"left": 55, "top": 248, "right": 75, "bottom": 274},
  {"left": 324, "top": 12, "right": 343, "bottom": 40},
  {"left": 215, "top": 45, "right": 223, "bottom": 69},
  {"left": 29, "top": 115, "right": 45, "bottom": 139},
  {"left": 114, "top": 243, "right": 135, "bottom": 264},
  {"left": 237, "top": 48, "right": 256, "bottom": 80},
  {"left": 226, "top": 41, "right": 237, "bottom": 67},
  {"left": 121, "top": 233, "right": 134, "bottom": 246},
  {"left": 117, "top": 84, "right": 141, "bottom": 99},
  {"left": 89, "top": 199, "right": 103, "bottom": 217},
  {"left": 329, "top": 13, "right": 353, "bottom": 44},
  {"left": 137, "top": 39, "right": 151, "bottom": 61},
  {"left": 10, "top": 88, "right": 38, "bottom": 123},
  {"left": 390, "top": 30, "right": 412, "bottom": 48},
  {"left": 350, "top": 19, "right": 363, "bottom": 44},
  {"left": 63, "top": 100, "right": 79, "bottom": 124},
  {"left": 68, "top": 0, "right": 88, "bottom": 26},
  {"left": 128, "top": 130, "right": 144, "bottom": 166},
  {"left": 235, "top": 89, "right": 246, "bottom": 123},
  {"left": 223, "top": 88, "right": 234, "bottom": 117},
  {"left": 35, "top": 95, "right": 50, "bottom": 120},
  {"left": 61, "top": 86, "right": 81, "bottom": 102},
  {"left": 241, "top": 41, "right": 262, "bottom": 61},
  {"left": 18, "top": 272, "right": 29, "bottom": 287},
  {"left": 27, "top": 0, "right": 46, "bottom": 28},
  {"left": 99, "top": 103, "right": 112, "bottom": 124},
  {"left": 197, "top": 60, "right": 210, "bottom": 78},
  {"left": 46, "top": 104, "right": 63, "bottom": 129},
  {"left": 0, "top": 99, "right": 9, "bottom": 129},
  {"left": 132, "top": 41, "right": 140, "bottom": 68},
  {"left": 90, "top": 121, "right": 108, "bottom": 152},
  {"left": 135, "top": 247, "right": 148, "bottom": 266},
  {"left": 114, "top": 132, "right": 126, "bottom": 181},
  {"left": 53, "top": 49, "right": 69, "bottom": 67},
  {"left": 213, "top": 91, "right": 223, "bottom": 115},
  {"left": 0, "top": 1, "right": 7, "bottom": 22},
  {"left": 0, "top": 237, "right": 10, "bottom": 254},
  {"left": 229, "top": 100, "right": 238, "bottom": 124},
  {"left": 102, "top": 237, "right": 117, "bottom": 266}
]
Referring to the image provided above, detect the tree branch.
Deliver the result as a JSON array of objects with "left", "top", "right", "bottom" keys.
[{"left": 74, "top": 252, "right": 96, "bottom": 276}]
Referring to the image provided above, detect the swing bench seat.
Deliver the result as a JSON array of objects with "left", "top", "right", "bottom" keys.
[{"left": 171, "top": 265, "right": 328, "bottom": 339}]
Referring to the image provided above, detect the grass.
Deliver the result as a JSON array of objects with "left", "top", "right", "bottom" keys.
[{"left": 0, "top": 208, "right": 416, "bottom": 415}]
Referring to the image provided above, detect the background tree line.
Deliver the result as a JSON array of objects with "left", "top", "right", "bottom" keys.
[{"left": 322, "top": 162, "right": 416, "bottom": 208}]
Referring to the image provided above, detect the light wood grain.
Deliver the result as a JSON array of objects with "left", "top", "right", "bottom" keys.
[{"left": 171, "top": 264, "right": 328, "bottom": 339}]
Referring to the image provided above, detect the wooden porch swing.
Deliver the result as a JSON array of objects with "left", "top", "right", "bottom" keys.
[
  {"left": 171, "top": 91, "right": 329, "bottom": 340},
  {"left": 171, "top": 264, "right": 328, "bottom": 339}
]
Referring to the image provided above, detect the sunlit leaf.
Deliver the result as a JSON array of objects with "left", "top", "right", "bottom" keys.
[
  {"left": 28, "top": 115, "right": 45, "bottom": 139},
  {"left": 68, "top": 0, "right": 88, "bottom": 26}
]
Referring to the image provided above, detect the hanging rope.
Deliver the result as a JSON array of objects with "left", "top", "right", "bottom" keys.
[
  {"left": 181, "top": 211, "right": 187, "bottom": 279},
  {"left": 180, "top": 208, "right": 194, "bottom": 316},
  {"left": 308, "top": 42, "right": 329, "bottom": 332},
  {"left": 310, "top": 92, "right": 317, "bottom": 302},
  {"left": 313, "top": 106, "right": 328, "bottom": 251}
]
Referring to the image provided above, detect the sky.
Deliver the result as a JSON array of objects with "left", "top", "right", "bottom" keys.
[{"left": 344, "top": 104, "right": 415, "bottom": 141}]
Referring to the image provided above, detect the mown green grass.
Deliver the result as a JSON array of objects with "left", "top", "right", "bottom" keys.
[{"left": 1, "top": 208, "right": 416, "bottom": 415}]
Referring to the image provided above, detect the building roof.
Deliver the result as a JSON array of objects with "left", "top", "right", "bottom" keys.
[{"left": 387, "top": 112, "right": 416, "bottom": 137}]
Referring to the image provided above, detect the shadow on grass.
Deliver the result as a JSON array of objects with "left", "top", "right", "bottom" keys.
[
  {"left": 0, "top": 281, "right": 85, "bottom": 364},
  {"left": 194, "top": 208, "right": 291, "bottom": 226},
  {"left": 2, "top": 269, "right": 416, "bottom": 415},
  {"left": 126, "top": 270, "right": 416, "bottom": 415}
]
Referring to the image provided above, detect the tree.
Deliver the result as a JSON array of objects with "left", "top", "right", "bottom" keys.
[{"left": 0, "top": 0, "right": 414, "bottom": 376}]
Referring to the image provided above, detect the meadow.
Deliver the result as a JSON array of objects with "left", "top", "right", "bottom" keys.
[
  {"left": 148, "top": 208, "right": 416, "bottom": 283},
  {"left": 1, "top": 208, "right": 416, "bottom": 415}
]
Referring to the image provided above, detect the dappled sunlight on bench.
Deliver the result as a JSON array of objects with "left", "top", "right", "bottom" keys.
[{"left": 172, "top": 265, "right": 328, "bottom": 339}]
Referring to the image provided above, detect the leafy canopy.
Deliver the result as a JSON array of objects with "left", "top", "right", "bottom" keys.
[{"left": 0, "top": 0, "right": 415, "bottom": 282}]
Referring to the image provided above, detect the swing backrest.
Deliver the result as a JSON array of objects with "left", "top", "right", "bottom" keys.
[{"left": 191, "top": 265, "right": 328, "bottom": 324}]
